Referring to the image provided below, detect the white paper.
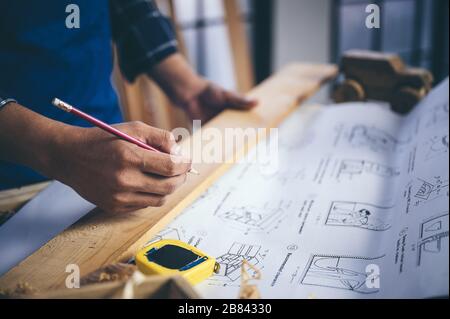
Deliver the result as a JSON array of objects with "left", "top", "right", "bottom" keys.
[
  {"left": 154, "top": 79, "right": 449, "bottom": 299},
  {"left": 0, "top": 181, "right": 95, "bottom": 276}
]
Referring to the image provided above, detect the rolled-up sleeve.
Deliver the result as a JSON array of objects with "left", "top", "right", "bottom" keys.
[{"left": 109, "top": 0, "right": 178, "bottom": 82}]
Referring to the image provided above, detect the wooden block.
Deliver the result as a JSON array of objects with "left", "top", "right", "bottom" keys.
[{"left": 0, "top": 63, "right": 337, "bottom": 293}]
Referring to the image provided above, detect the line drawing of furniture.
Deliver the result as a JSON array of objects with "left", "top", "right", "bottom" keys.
[
  {"left": 417, "top": 213, "right": 449, "bottom": 266},
  {"left": 348, "top": 125, "right": 408, "bottom": 153},
  {"left": 300, "top": 254, "right": 384, "bottom": 294},
  {"left": 413, "top": 177, "right": 448, "bottom": 202},
  {"left": 336, "top": 159, "right": 400, "bottom": 181},
  {"left": 213, "top": 242, "right": 262, "bottom": 282},
  {"left": 218, "top": 206, "right": 285, "bottom": 234}
]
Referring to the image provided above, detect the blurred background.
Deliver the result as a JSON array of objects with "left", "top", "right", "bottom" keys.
[
  {"left": 164, "top": 0, "right": 449, "bottom": 88},
  {"left": 118, "top": 0, "right": 449, "bottom": 129}
]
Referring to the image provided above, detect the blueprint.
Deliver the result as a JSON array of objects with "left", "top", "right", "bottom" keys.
[
  {"left": 156, "top": 79, "right": 449, "bottom": 299},
  {"left": 3, "top": 80, "right": 446, "bottom": 298}
]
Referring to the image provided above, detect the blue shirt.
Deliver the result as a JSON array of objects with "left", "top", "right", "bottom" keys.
[{"left": 0, "top": 0, "right": 177, "bottom": 190}]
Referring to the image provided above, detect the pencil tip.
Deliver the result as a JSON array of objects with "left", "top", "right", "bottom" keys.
[{"left": 189, "top": 168, "right": 200, "bottom": 175}]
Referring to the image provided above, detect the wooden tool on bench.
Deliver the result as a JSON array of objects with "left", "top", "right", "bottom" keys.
[{"left": 333, "top": 50, "right": 433, "bottom": 114}]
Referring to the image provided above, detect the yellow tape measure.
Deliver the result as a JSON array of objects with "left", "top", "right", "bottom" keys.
[{"left": 135, "top": 239, "right": 220, "bottom": 285}]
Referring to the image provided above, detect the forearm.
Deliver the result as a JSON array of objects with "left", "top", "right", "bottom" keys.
[
  {"left": 0, "top": 102, "right": 191, "bottom": 213},
  {"left": 0, "top": 103, "right": 76, "bottom": 179},
  {"left": 148, "top": 53, "right": 208, "bottom": 105}
]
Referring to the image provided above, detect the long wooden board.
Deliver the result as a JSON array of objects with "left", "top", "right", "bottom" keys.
[{"left": 0, "top": 64, "right": 337, "bottom": 292}]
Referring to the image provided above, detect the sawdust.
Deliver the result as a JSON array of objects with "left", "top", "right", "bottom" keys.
[
  {"left": 0, "top": 282, "right": 37, "bottom": 298},
  {"left": 80, "top": 263, "right": 137, "bottom": 286},
  {"left": 238, "top": 260, "right": 261, "bottom": 299}
]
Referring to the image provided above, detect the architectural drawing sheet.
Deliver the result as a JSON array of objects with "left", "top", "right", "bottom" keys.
[{"left": 155, "top": 79, "right": 449, "bottom": 298}]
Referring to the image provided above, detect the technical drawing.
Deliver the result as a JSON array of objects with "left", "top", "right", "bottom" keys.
[
  {"left": 425, "top": 134, "right": 449, "bottom": 161},
  {"left": 186, "top": 185, "right": 221, "bottom": 211},
  {"left": 336, "top": 159, "right": 400, "bottom": 181},
  {"left": 300, "top": 255, "right": 384, "bottom": 294},
  {"left": 415, "top": 180, "right": 435, "bottom": 200},
  {"left": 212, "top": 242, "right": 262, "bottom": 282},
  {"left": 426, "top": 102, "right": 449, "bottom": 128},
  {"left": 413, "top": 177, "right": 448, "bottom": 204},
  {"left": 147, "top": 227, "right": 180, "bottom": 244},
  {"left": 262, "top": 168, "right": 306, "bottom": 186},
  {"left": 219, "top": 207, "right": 284, "bottom": 233},
  {"left": 404, "top": 177, "right": 449, "bottom": 213},
  {"left": 325, "top": 201, "right": 393, "bottom": 231},
  {"left": 417, "top": 213, "right": 449, "bottom": 266},
  {"left": 218, "top": 202, "right": 288, "bottom": 234},
  {"left": 347, "top": 125, "right": 408, "bottom": 153},
  {"left": 280, "top": 129, "right": 316, "bottom": 151},
  {"left": 236, "top": 159, "right": 306, "bottom": 186},
  {"left": 157, "top": 227, "right": 180, "bottom": 240}
]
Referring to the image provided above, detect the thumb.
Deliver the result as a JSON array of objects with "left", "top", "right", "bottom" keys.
[{"left": 141, "top": 125, "right": 179, "bottom": 155}]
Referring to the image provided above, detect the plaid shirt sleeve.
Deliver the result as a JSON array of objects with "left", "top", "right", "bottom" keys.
[{"left": 109, "top": 0, "right": 178, "bottom": 82}]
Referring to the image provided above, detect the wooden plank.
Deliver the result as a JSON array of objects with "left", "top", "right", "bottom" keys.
[{"left": 0, "top": 64, "right": 338, "bottom": 293}]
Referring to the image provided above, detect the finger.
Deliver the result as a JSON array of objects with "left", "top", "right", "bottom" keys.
[
  {"left": 185, "top": 100, "right": 205, "bottom": 120},
  {"left": 126, "top": 192, "right": 167, "bottom": 208},
  {"left": 140, "top": 150, "right": 192, "bottom": 177},
  {"left": 109, "top": 207, "right": 135, "bottom": 215},
  {"left": 224, "top": 91, "right": 258, "bottom": 110},
  {"left": 139, "top": 124, "right": 178, "bottom": 155},
  {"left": 135, "top": 173, "right": 187, "bottom": 195},
  {"left": 112, "top": 193, "right": 167, "bottom": 213}
]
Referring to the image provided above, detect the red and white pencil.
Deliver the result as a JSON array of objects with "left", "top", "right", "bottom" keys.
[{"left": 52, "top": 98, "right": 199, "bottom": 175}]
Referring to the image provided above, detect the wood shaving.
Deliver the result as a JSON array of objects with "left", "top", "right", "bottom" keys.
[
  {"left": 239, "top": 260, "right": 261, "bottom": 299},
  {"left": 0, "top": 282, "right": 37, "bottom": 298},
  {"left": 80, "top": 263, "right": 136, "bottom": 286}
]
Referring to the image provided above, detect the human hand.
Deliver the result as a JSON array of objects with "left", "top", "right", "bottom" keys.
[
  {"left": 181, "top": 81, "right": 258, "bottom": 122},
  {"left": 54, "top": 122, "right": 191, "bottom": 214},
  {"left": 149, "top": 53, "right": 257, "bottom": 122}
]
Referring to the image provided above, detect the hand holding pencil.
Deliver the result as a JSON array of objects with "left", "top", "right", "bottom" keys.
[
  {"left": 50, "top": 98, "right": 195, "bottom": 214},
  {"left": 52, "top": 98, "right": 199, "bottom": 175}
]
